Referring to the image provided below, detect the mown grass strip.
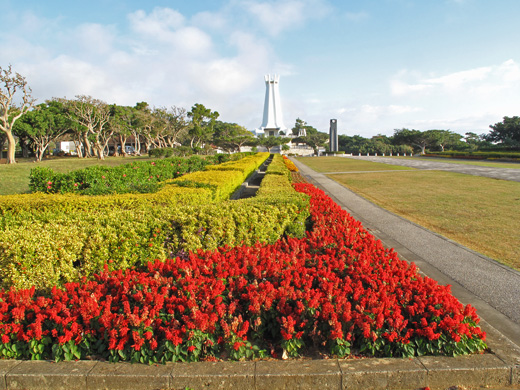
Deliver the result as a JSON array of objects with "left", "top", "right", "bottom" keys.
[
  {"left": 296, "top": 156, "right": 414, "bottom": 173},
  {"left": 389, "top": 156, "right": 520, "bottom": 169},
  {"left": 328, "top": 170, "right": 520, "bottom": 271}
]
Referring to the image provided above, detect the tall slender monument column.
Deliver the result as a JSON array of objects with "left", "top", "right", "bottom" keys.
[
  {"left": 329, "top": 119, "right": 338, "bottom": 152},
  {"left": 258, "top": 74, "right": 287, "bottom": 137}
]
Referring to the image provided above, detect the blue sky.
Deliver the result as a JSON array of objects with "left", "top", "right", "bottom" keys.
[{"left": 2, "top": 0, "right": 519, "bottom": 137}]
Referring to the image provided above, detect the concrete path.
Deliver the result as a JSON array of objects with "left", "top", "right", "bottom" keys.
[
  {"left": 291, "top": 157, "right": 520, "bottom": 349},
  {"left": 345, "top": 155, "right": 520, "bottom": 182}
]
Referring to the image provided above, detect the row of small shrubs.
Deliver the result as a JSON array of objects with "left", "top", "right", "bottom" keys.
[
  {"left": 148, "top": 146, "right": 192, "bottom": 158},
  {"left": 0, "top": 153, "right": 310, "bottom": 291},
  {"left": 264, "top": 155, "right": 291, "bottom": 177},
  {"left": 424, "top": 150, "right": 520, "bottom": 160}
]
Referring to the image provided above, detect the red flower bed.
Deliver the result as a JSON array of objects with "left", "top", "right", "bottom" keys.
[{"left": 0, "top": 183, "right": 486, "bottom": 363}]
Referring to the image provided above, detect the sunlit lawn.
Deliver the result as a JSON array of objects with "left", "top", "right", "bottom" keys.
[
  {"left": 295, "top": 156, "right": 414, "bottom": 173},
  {"left": 296, "top": 157, "right": 520, "bottom": 271},
  {"left": 390, "top": 156, "right": 520, "bottom": 169},
  {"left": 0, "top": 156, "right": 153, "bottom": 195}
]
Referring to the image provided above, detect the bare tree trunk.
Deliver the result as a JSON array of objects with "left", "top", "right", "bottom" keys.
[
  {"left": 93, "top": 139, "right": 105, "bottom": 160},
  {"left": 119, "top": 134, "right": 128, "bottom": 156},
  {"left": 82, "top": 132, "right": 92, "bottom": 157},
  {"left": 0, "top": 134, "right": 5, "bottom": 160},
  {"left": 73, "top": 139, "right": 84, "bottom": 158},
  {"left": 37, "top": 147, "right": 46, "bottom": 162},
  {"left": 6, "top": 131, "right": 16, "bottom": 164},
  {"left": 19, "top": 138, "right": 30, "bottom": 158},
  {"left": 113, "top": 137, "right": 119, "bottom": 157},
  {"left": 143, "top": 139, "right": 151, "bottom": 154}
]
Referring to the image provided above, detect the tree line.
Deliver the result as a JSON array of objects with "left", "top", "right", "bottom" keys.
[
  {"left": 339, "top": 124, "right": 520, "bottom": 156},
  {"left": 2, "top": 65, "right": 519, "bottom": 163},
  {"left": 1, "top": 66, "right": 263, "bottom": 163}
]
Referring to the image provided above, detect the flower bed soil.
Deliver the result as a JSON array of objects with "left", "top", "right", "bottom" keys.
[{"left": 0, "top": 183, "right": 486, "bottom": 363}]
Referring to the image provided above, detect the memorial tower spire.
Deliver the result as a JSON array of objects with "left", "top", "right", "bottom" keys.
[{"left": 258, "top": 74, "right": 287, "bottom": 137}]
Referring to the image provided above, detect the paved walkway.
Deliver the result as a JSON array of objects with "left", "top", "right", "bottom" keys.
[
  {"left": 291, "top": 157, "right": 520, "bottom": 349},
  {"left": 345, "top": 155, "right": 520, "bottom": 182}
]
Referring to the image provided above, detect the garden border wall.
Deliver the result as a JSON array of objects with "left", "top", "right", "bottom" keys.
[{"left": 0, "top": 320, "right": 518, "bottom": 389}]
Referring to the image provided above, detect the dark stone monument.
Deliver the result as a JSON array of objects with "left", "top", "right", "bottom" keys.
[{"left": 329, "top": 119, "right": 338, "bottom": 152}]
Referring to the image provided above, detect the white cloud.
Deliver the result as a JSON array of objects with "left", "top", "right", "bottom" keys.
[
  {"left": 390, "top": 79, "right": 432, "bottom": 96},
  {"left": 128, "top": 8, "right": 185, "bottom": 36},
  {"left": 388, "top": 105, "right": 423, "bottom": 114},
  {"left": 390, "top": 60, "right": 520, "bottom": 97},
  {"left": 128, "top": 8, "right": 213, "bottom": 57},
  {"left": 75, "top": 23, "right": 116, "bottom": 55},
  {"left": 240, "top": 0, "right": 331, "bottom": 36},
  {"left": 2, "top": 4, "right": 289, "bottom": 123},
  {"left": 497, "top": 59, "right": 520, "bottom": 82},
  {"left": 191, "top": 11, "right": 229, "bottom": 31},
  {"left": 423, "top": 66, "right": 492, "bottom": 89}
]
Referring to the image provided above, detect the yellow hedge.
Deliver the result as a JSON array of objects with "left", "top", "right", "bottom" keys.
[{"left": 0, "top": 153, "right": 309, "bottom": 291}]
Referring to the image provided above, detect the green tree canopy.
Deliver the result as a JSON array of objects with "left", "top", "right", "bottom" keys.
[
  {"left": 392, "top": 128, "right": 431, "bottom": 154},
  {"left": 291, "top": 118, "right": 318, "bottom": 136},
  {"left": 486, "top": 116, "right": 520, "bottom": 147},
  {"left": 13, "top": 100, "right": 72, "bottom": 161},
  {"left": 187, "top": 103, "right": 219, "bottom": 148},
  {"left": 293, "top": 132, "right": 328, "bottom": 155},
  {"left": 258, "top": 135, "right": 289, "bottom": 153},
  {"left": 213, "top": 121, "right": 256, "bottom": 153}
]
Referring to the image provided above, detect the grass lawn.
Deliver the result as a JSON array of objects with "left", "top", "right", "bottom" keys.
[
  {"left": 295, "top": 156, "right": 414, "bottom": 173},
  {"left": 0, "top": 156, "right": 154, "bottom": 195},
  {"left": 296, "top": 157, "right": 520, "bottom": 271},
  {"left": 390, "top": 156, "right": 520, "bottom": 169}
]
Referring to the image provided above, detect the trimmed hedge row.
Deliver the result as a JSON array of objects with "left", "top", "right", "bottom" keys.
[
  {"left": 174, "top": 153, "right": 270, "bottom": 201},
  {"left": 28, "top": 153, "right": 256, "bottom": 196},
  {"left": 264, "top": 155, "right": 291, "bottom": 178},
  {"left": 148, "top": 146, "right": 192, "bottom": 158},
  {"left": 0, "top": 153, "right": 309, "bottom": 291}
]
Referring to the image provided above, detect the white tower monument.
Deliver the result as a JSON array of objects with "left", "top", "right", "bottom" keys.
[{"left": 258, "top": 74, "right": 287, "bottom": 137}]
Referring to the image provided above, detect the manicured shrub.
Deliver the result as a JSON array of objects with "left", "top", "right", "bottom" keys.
[
  {"left": 28, "top": 155, "right": 217, "bottom": 195},
  {"left": 177, "top": 153, "right": 270, "bottom": 200},
  {"left": 264, "top": 155, "right": 290, "bottom": 177},
  {"left": 0, "top": 153, "right": 306, "bottom": 291},
  {"left": 148, "top": 148, "right": 166, "bottom": 158}
]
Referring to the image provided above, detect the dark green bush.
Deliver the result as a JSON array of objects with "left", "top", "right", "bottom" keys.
[{"left": 29, "top": 156, "right": 215, "bottom": 195}]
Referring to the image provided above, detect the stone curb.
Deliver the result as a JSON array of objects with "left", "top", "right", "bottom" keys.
[{"left": 0, "top": 324, "right": 519, "bottom": 390}]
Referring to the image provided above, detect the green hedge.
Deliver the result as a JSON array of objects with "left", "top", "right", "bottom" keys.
[
  {"left": 264, "top": 155, "right": 290, "bottom": 178},
  {"left": 29, "top": 156, "right": 213, "bottom": 195},
  {"left": 424, "top": 150, "right": 520, "bottom": 160},
  {"left": 0, "top": 153, "right": 309, "bottom": 291},
  {"left": 175, "top": 153, "right": 270, "bottom": 200}
]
